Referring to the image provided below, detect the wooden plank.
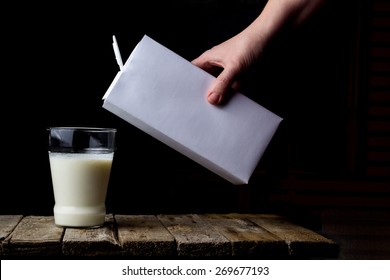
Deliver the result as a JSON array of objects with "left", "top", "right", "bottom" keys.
[
  {"left": 0, "top": 214, "right": 341, "bottom": 259},
  {"left": 2, "top": 216, "right": 63, "bottom": 257},
  {"left": 158, "top": 214, "right": 231, "bottom": 258},
  {"left": 200, "top": 214, "right": 288, "bottom": 258},
  {"left": 0, "top": 215, "right": 22, "bottom": 240},
  {"left": 242, "top": 214, "right": 339, "bottom": 259},
  {"left": 0, "top": 215, "right": 23, "bottom": 255},
  {"left": 116, "top": 214, "right": 176, "bottom": 257},
  {"left": 62, "top": 214, "right": 120, "bottom": 257}
]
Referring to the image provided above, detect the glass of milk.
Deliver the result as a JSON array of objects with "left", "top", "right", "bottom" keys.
[{"left": 48, "top": 127, "right": 116, "bottom": 228}]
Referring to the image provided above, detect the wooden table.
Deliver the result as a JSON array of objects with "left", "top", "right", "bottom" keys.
[{"left": 0, "top": 213, "right": 338, "bottom": 259}]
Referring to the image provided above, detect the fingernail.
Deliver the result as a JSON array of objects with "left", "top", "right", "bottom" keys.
[{"left": 208, "top": 92, "right": 221, "bottom": 105}]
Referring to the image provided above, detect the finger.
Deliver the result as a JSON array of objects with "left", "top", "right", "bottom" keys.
[
  {"left": 191, "top": 54, "right": 211, "bottom": 69},
  {"left": 192, "top": 56, "right": 221, "bottom": 75},
  {"left": 191, "top": 56, "right": 203, "bottom": 66},
  {"left": 207, "top": 69, "right": 236, "bottom": 105}
]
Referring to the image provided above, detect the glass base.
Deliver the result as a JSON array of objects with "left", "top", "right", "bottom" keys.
[{"left": 54, "top": 206, "right": 106, "bottom": 228}]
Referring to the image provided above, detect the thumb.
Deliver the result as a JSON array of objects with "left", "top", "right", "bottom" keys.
[{"left": 207, "top": 69, "right": 236, "bottom": 105}]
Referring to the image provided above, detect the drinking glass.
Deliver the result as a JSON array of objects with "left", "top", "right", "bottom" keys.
[{"left": 48, "top": 127, "right": 116, "bottom": 228}]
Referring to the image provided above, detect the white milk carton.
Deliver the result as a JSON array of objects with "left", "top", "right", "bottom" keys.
[{"left": 102, "top": 35, "right": 282, "bottom": 185}]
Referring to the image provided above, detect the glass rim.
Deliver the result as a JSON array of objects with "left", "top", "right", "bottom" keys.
[{"left": 47, "top": 126, "right": 117, "bottom": 133}]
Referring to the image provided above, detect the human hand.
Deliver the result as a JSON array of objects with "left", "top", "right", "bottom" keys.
[{"left": 192, "top": 33, "right": 262, "bottom": 105}]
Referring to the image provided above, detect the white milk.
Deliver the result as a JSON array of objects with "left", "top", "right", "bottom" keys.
[{"left": 49, "top": 152, "right": 114, "bottom": 227}]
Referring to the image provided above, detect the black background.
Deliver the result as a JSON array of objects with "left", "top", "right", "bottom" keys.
[{"left": 2, "top": 0, "right": 355, "bottom": 215}]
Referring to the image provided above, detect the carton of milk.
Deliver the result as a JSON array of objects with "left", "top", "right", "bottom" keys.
[{"left": 102, "top": 35, "right": 283, "bottom": 185}]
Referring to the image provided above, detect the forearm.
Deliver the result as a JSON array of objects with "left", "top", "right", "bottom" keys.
[
  {"left": 192, "top": 0, "right": 327, "bottom": 105},
  {"left": 241, "top": 0, "right": 326, "bottom": 55}
]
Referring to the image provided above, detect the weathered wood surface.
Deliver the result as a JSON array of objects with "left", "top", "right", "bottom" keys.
[
  {"left": 116, "top": 214, "right": 175, "bottom": 257},
  {"left": 221, "top": 213, "right": 339, "bottom": 259},
  {"left": 200, "top": 214, "right": 287, "bottom": 258},
  {"left": 62, "top": 214, "right": 120, "bottom": 257},
  {"left": 0, "top": 215, "right": 23, "bottom": 255},
  {"left": 0, "top": 213, "right": 339, "bottom": 259},
  {"left": 158, "top": 214, "right": 231, "bottom": 258},
  {"left": 1, "top": 216, "right": 64, "bottom": 256}
]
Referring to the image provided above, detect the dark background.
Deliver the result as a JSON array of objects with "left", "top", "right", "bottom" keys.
[
  {"left": 2, "top": 0, "right": 389, "bottom": 258},
  {"left": 0, "top": 0, "right": 362, "bottom": 213},
  {"left": 3, "top": 0, "right": 269, "bottom": 215}
]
